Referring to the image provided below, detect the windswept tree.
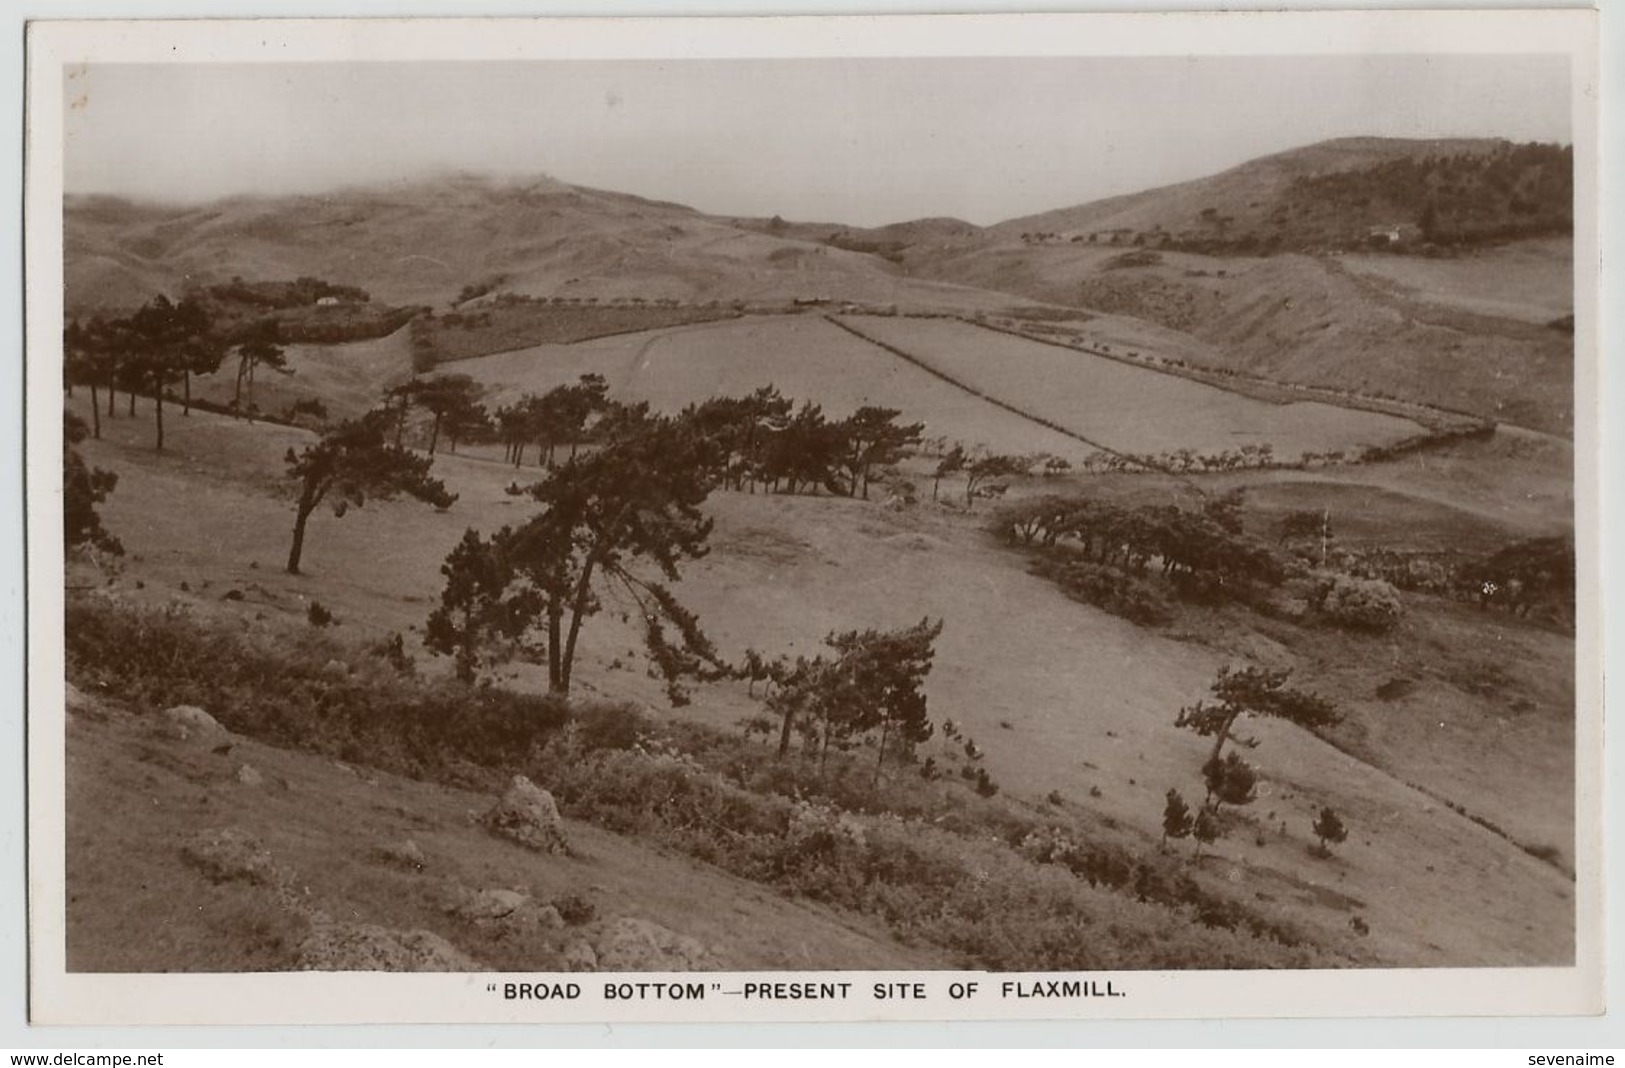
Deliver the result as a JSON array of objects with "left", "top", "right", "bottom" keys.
[
  {"left": 757, "top": 618, "right": 944, "bottom": 778},
  {"left": 427, "top": 407, "right": 726, "bottom": 700},
  {"left": 931, "top": 444, "right": 965, "bottom": 502},
  {"left": 1175, "top": 665, "right": 1340, "bottom": 766},
  {"left": 963, "top": 452, "right": 1034, "bottom": 508},
  {"left": 283, "top": 411, "right": 456, "bottom": 574},
  {"left": 231, "top": 318, "right": 289, "bottom": 417},
  {"left": 838, "top": 406, "right": 924, "bottom": 499}
]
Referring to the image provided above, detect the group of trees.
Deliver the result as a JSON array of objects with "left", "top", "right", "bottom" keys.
[
  {"left": 1161, "top": 666, "right": 1347, "bottom": 859},
  {"left": 996, "top": 491, "right": 1285, "bottom": 607},
  {"left": 422, "top": 395, "right": 948, "bottom": 780},
  {"left": 738, "top": 618, "right": 943, "bottom": 777},
  {"left": 425, "top": 403, "right": 726, "bottom": 700},
  {"left": 677, "top": 389, "right": 925, "bottom": 500},
  {"left": 64, "top": 295, "right": 222, "bottom": 450},
  {"left": 490, "top": 375, "right": 611, "bottom": 467}
]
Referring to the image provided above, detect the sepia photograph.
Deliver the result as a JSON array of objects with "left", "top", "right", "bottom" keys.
[{"left": 25, "top": 11, "right": 1602, "bottom": 1025}]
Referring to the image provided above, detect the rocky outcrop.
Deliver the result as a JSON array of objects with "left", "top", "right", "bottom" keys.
[
  {"left": 480, "top": 775, "right": 570, "bottom": 855},
  {"left": 447, "top": 887, "right": 564, "bottom": 934},
  {"left": 591, "top": 917, "right": 717, "bottom": 971},
  {"left": 159, "top": 704, "right": 228, "bottom": 742},
  {"left": 180, "top": 827, "right": 287, "bottom": 887},
  {"left": 296, "top": 923, "right": 484, "bottom": 972}
]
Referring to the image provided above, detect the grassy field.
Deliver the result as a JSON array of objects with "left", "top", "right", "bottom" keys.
[
  {"left": 836, "top": 314, "right": 1424, "bottom": 459},
  {"left": 183, "top": 324, "right": 418, "bottom": 424},
  {"left": 415, "top": 301, "right": 740, "bottom": 365},
  {"left": 455, "top": 315, "right": 1103, "bottom": 462},
  {"left": 1340, "top": 238, "right": 1573, "bottom": 325},
  {"left": 68, "top": 394, "right": 1576, "bottom": 968}
]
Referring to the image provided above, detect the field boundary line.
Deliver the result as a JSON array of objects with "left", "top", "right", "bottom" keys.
[
  {"left": 820, "top": 313, "right": 1157, "bottom": 470},
  {"left": 959, "top": 313, "right": 1492, "bottom": 436}
]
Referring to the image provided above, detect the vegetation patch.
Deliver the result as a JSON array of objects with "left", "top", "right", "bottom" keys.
[{"left": 411, "top": 296, "right": 738, "bottom": 367}]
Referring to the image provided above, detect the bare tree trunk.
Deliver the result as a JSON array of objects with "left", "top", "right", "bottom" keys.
[
  {"left": 154, "top": 384, "right": 165, "bottom": 452},
  {"left": 873, "top": 719, "right": 890, "bottom": 787},
  {"left": 183, "top": 371, "right": 192, "bottom": 416},
  {"left": 776, "top": 705, "right": 796, "bottom": 759},
  {"left": 287, "top": 500, "right": 314, "bottom": 574},
  {"left": 558, "top": 554, "right": 601, "bottom": 693},
  {"left": 88, "top": 385, "right": 101, "bottom": 439},
  {"left": 547, "top": 601, "right": 564, "bottom": 692}
]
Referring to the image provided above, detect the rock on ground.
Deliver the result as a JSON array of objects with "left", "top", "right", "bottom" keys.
[
  {"left": 296, "top": 922, "right": 484, "bottom": 972},
  {"left": 591, "top": 917, "right": 717, "bottom": 971},
  {"left": 480, "top": 776, "right": 570, "bottom": 855},
  {"left": 374, "top": 839, "right": 428, "bottom": 871},
  {"left": 447, "top": 887, "right": 564, "bottom": 934},
  {"left": 159, "top": 704, "right": 228, "bottom": 742},
  {"left": 180, "top": 828, "right": 287, "bottom": 887},
  {"left": 559, "top": 938, "right": 598, "bottom": 972}
]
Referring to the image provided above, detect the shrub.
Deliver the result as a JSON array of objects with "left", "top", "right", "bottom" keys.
[
  {"left": 306, "top": 601, "right": 336, "bottom": 628},
  {"left": 571, "top": 700, "right": 651, "bottom": 752},
  {"left": 1314, "top": 573, "right": 1403, "bottom": 632},
  {"left": 65, "top": 597, "right": 570, "bottom": 778},
  {"left": 1028, "top": 557, "right": 1175, "bottom": 626}
]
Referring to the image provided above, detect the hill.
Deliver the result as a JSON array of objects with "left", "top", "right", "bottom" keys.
[
  {"left": 989, "top": 137, "right": 1571, "bottom": 253},
  {"left": 65, "top": 176, "right": 1012, "bottom": 317}
]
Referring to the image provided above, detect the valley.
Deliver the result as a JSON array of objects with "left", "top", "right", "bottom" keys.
[{"left": 58, "top": 134, "right": 1580, "bottom": 977}]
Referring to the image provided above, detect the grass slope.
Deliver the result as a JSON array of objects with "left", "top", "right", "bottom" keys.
[{"left": 68, "top": 397, "right": 1575, "bottom": 968}]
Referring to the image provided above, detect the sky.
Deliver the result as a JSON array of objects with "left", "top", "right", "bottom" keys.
[{"left": 63, "top": 55, "right": 1572, "bottom": 227}]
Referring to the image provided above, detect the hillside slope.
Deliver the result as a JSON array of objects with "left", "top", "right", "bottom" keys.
[
  {"left": 66, "top": 176, "right": 1011, "bottom": 316},
  {"left": 991, "top": 137, "right": 1570, "bottom": 252},
  {"left": 67, "top": 683, "right": 944, "bottom": 972}
]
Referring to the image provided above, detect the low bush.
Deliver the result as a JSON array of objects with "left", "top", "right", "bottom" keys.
[
  {"left": 65, "top": 597, "right": 570, "bottom": 778},
  {"left": 1028, "top": 557, "right": 1175, "bottom": 626},
  {"left": 67, "top": 595, "right": 1323, "bottom": 972},
  {"left": 1313, "top": 574, "right": 1404, "bottom": 632}
]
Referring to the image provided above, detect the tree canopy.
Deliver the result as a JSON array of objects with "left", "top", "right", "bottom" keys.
[{"left": 283, "top": 411, "right": 456, "bottom": 574}]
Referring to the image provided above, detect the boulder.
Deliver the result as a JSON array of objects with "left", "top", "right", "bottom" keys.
[
  {"left": 559, "top": 938, "right": 598, "bottom": 972},
  {"left": 235, "top": 764, "right": 266, "bottom": 787},
  {"left": 160, "top": 704, "right": 227, "bottom": 742},
  {"left": 374, "top": 839, "right": 427, "bottom": 871},
  {"left": 448, "top": 887, "right": 563, "bottom": 934},
  {"left": 480, "top": 776, "right": 570, "bottom": 854},
  {"left": 591, "top": 917, "right": 716, "bottom": 971},
  {"left": 296, "top": 923, "right": 483, "bottom": 972},
  {"left": 181, "top": 828, "right": 287, "bottom": 887}
]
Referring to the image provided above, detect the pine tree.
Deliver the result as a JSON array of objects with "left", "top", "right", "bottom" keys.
[
  {"left": 1201, "top": 751, "right": 1259, "bottom": 812},
  {"left": 1161, "top": 788, "right": 1193, "bottom": 851},
  {"left": 1192, "top": 807, "right": 1220, "bottom": 858},
  {"left": 1312, "top": 806, "right": 1349, "bottom": 857},
  {"left": 284, "top": 411, "right": 456, "bottom": 574}
]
